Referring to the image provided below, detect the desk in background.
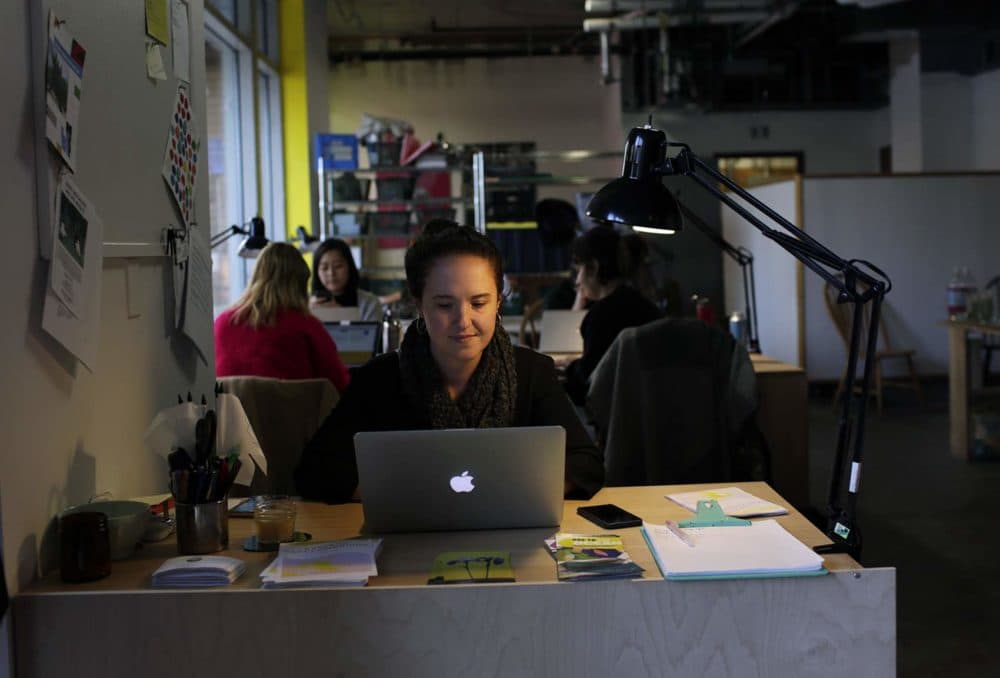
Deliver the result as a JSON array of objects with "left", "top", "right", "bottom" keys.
[
  {"left": 942, "top": 319, "right": 1000, "bottom": 459},
  {"left": 15, "top": 483, "right": 894, "bottom": 677}
]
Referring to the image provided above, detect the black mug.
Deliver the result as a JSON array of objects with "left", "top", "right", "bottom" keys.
[{"left": 59, "top": 511, "right": 112, "bottom": 583}]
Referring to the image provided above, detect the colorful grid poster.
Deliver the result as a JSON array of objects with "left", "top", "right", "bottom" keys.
[{"left": 161, "top": 83, "right": 199, "bottom": 227}]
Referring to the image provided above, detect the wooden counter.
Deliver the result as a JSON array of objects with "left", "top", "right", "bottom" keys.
[{"left": 15, "top": 483, "right": 894, "bottom": 677}]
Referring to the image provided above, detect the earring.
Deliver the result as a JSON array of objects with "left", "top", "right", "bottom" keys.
[{"left": 497, "top": 310, "right": 503, "bottom": 324}]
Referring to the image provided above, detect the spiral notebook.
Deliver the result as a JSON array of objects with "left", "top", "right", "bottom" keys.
[{"left": 641, "top": 520, "right": 826, "bottom": 581}]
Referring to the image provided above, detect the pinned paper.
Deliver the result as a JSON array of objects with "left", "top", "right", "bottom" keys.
[
  {"left": 41, "top": 177, "right": 103, "bottom": 370},
  {"left": 171, "top": 0, "right": 191, "bottom": 83},
  {"left": 145, "top": 0, "right": 170, "bottom": 45},
  {"left": 145, "top": 39, "right": 167, "bottom": 81},
  {"left": 161, "top": 83, "right": 199, "bottom": 227},
  {"left": 44, "top": 11, "right": 86, "bottom": 171}
]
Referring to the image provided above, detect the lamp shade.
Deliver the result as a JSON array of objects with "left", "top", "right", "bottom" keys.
[
  {"left": 586, "top": 124, "right": 683, "bottom": 235},
  {"left": 238, "top": 217, "right": 269, "bottom": 258}
]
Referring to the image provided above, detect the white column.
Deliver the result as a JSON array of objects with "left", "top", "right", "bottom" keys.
[{"left": 889, "top": 32, "right": 923, "bottom": 172}]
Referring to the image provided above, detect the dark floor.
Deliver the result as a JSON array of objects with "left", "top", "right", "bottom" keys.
[{"left": 805, "top": 381, "right": 1000, "bottom": 678}]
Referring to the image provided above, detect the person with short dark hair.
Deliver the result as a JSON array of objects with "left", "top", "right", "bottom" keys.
[
  {"left": 295, "top": 219, "right": 604, "bottom": 503},
  {"left": 563, "top": 225, "right": 661, "bottom": 405},
  {"left": 310, "top": 238, "right": 383, "bottom": 321}
]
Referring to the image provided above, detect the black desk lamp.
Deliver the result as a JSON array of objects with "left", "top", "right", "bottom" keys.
[
  {"left": 210, "top": 216, "right": 269, "bottom": 258},
  {"left": 674, "top": 200, "right": 760, "bottom": 354},
  {"left": 587, "top": 121, "right": 891, "bottom": 559}
]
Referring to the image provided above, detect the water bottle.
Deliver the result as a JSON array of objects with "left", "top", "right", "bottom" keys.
[
  {"left": 382, "top": 306, "right": 402, "bottom": 353},
  {"left": 948, "top": 267, "right": 969, "bottom": 321},
  {"left": 729, "top": 311, "right": 748, "bottom": 347}
]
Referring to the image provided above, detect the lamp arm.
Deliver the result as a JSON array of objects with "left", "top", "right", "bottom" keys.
[
  {"left": 676, "top": 201, "right": 760, "bottom": 352},
  {"left": 210, "top": 224, "right": 249, "bottom": 249},
  {"left": 665, "top": 145, "right": 891, "bottom": 559}
]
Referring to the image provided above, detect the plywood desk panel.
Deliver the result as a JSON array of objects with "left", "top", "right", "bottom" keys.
[{"left": 15, "top": 484, "right": 892, "bottom": 677}]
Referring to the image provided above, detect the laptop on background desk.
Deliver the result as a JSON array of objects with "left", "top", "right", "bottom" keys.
[
  {"left": 323, "top": 321, "right": 380, "bottom": 368},
  {"left": 312, "top": 306, "right": 361, "bottom": 323},
  {"left": 538, "top": 309, "right": 586, "bottom": 354},
  {"left": 354, "top": 426, "right": 566, "bottom": 533}
]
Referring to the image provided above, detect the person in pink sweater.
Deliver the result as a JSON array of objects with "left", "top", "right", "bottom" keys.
[{"left": 214, "top": 242, "right": 350, "bottom": 393}]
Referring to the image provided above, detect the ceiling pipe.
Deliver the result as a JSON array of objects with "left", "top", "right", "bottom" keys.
[
  {"left": 585, "top": 0, "right": 772, "bottom": 12},
  {"left": 736, "top": 1, "right": 801, "bottom": 48},
  {"left": 584, "top": 11, "right": 769, "bottom": 32}
]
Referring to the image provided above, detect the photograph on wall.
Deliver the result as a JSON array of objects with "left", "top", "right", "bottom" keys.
[
  {"left": 49, "top": 175, "right": 92, "bottom": 318},
  {"left": 44, "top": 10, "right": 86, "bottom": 171},
  {"left": 161, "top": 83, "right": 200, "bottom": 227}
]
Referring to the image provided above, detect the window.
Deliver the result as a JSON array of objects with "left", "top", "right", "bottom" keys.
[
  {"left": 205, "top": 2, "right": 284, "bottom": 314},
  {"left": 716, "top": 153, "right": 804, "bottom": 189}
]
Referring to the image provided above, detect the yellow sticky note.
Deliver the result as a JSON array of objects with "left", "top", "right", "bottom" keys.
[{"left": 145, "top": 0, "right": 170, "bottom": 46}]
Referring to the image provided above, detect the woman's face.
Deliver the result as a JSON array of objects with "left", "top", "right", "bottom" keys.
[
  {"left": 417, "top": 254, "right": 501, "bottom": 368},
  {"left": 574, "top": 261, "right": 601, "bottom": 300},
  {"left": 317, "top": 250, "right": 350, "bottom": 295}
]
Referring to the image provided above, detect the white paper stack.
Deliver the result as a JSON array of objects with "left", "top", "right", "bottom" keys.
[
  {"left": 665, "top": 486, "right": 788, "bottom": 518},
  {"left": 152, "top": 555, "right": 247, "bottom": 587},
  {"left": 260, "top": 539, "right": 382, "bottom": 589},
  {"left": 641, "top": 520, "right": 825, "bottom": 580}
]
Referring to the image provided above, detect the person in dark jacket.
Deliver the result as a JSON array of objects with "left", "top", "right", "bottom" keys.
[
  {"left": 295, "top": 219, "right": 604, "bottom": 503},
  {"left": 563, "top": 225, "right": 661, "bottom": 405}
]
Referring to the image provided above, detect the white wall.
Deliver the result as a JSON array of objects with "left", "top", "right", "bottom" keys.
[
  {"left": 328, "top": 55, "right": 625, "bottom": 200},
  {"left": 972, "top": 68, "right": 1000, "bottom": 171},
  {"left": 803, "top": 174, "right": 1000, "bottom": 380},
  {"left": 721, "top": 179, "right": 802, "bottom": 367},
  {"left": 1, "top": 0, "right": 212, "bottom": 619},
  {"left": 628, "top": 109, "right": 888, "bottom": 175},
  {"left": 921, "top": 73, "right": 974, "bottom": 172},
  {"left": 889, "top": 34, "right": 923, "bottom": 172}
]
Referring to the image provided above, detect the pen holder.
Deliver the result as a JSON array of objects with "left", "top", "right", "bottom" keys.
[{"left": 175, "top": 498, "right": 228, "bottom": 555}]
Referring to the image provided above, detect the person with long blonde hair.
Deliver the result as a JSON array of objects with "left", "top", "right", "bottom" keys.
[{"left": 214, "top": 242, "right": 349, "bottom": 392}]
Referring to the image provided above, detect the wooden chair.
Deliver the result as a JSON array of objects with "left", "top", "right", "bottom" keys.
[
  {"left": 518, "top": 298, "right": 545, "bottom": 349},
  {"left": 218, "top": 377, "right": 339, "bottom": 495},
  {"left": 823, "top": 278, "right": 923, "bottom": 414}
]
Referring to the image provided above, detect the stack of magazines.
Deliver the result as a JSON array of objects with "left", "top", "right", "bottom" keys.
[
  {"left": 545, "top": 533, "right": 644, "bottom": 582},
  {"left": 260, "top": 538, "right": 382, "bottom": 588},
  {"left": 152, "top": 555, "right": 247, "bottom": 587}
]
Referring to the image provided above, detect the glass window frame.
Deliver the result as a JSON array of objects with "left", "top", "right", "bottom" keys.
[{"left": 204, "top": 2, "right": 283, "bottom": 313}]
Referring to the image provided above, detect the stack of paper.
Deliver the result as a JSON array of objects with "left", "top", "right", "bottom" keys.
[
  {"left": 665, "top": 486, "right": 788, "bottom": 518},
  {"left": 152, "top": 555, "right": 247, "bottom": 587},
  {"left": 641, "top": 520, "right": 825, "bottom": 580},
  {"left": 545, "top": 533, "right": 644, "bottom": 582},
  {"left": 260, "top": 539, "right": 382, "bottom": 588}
]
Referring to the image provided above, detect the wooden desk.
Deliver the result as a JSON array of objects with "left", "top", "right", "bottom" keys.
[
  {"left": 943, "top": 320, "right": 1000, "bottom": 459},
  {"left": 15, "top": 484, "right": 894, "bottom": 677}
]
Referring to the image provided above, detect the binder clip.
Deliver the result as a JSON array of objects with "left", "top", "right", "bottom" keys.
[{"left": 678, "top": 499, "right": 751, "bottom": 528}]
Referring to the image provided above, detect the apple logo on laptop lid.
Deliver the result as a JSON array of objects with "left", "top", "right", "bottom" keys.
[{"left": 449, "top": 471, "right": 475, "bottom": 493}]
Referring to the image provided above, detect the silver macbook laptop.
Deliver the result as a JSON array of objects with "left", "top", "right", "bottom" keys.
[
  {"left": 324, "top": 321, "right": 380, "bottom": 367},
  {"left": 354, "top": 426, "right": 566, "bottom": 533},
  {"left": 312, "top": 305, "right": 361, "bottom": 323},
  {"left": 539, "top": 309, "right": 587, "bottom": 354}
]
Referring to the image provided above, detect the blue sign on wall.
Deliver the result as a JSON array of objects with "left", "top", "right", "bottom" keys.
[{"left": 316, "top": 133, "right": 359, "bottom": 170}]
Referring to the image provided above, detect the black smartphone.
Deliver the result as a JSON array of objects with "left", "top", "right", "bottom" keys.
[{"left": 576, "top": 504, "right": 642, "bottom": 530}]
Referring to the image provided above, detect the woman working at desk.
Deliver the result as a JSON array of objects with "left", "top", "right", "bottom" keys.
[
  {"left": 563, "top": 225, "right": 660, "bottom": 405},
  {"left": 214, "top": 242, "right": 350, "bottom": 393},
  {"left": 310, "top": 237, "right": 383, "bottom": 321},
  {"left": 296, "top": 220, "right": 604, "bottom": 503}
]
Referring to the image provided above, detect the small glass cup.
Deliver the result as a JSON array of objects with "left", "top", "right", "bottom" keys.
[{"left": 253, "top": 495, "right": 296, "bottom": 546}]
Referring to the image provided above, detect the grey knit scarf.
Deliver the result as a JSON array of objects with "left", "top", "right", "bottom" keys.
[{"left": 398, "top": 320, "right": 517, "bottom": 429}]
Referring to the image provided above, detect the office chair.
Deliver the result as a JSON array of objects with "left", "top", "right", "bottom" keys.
[
  {"left": 218, "top": 376, "right": 339, "bottom": 495},
  {"left": 587, "top": 317, "right": 770, "bottom": 487}
]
